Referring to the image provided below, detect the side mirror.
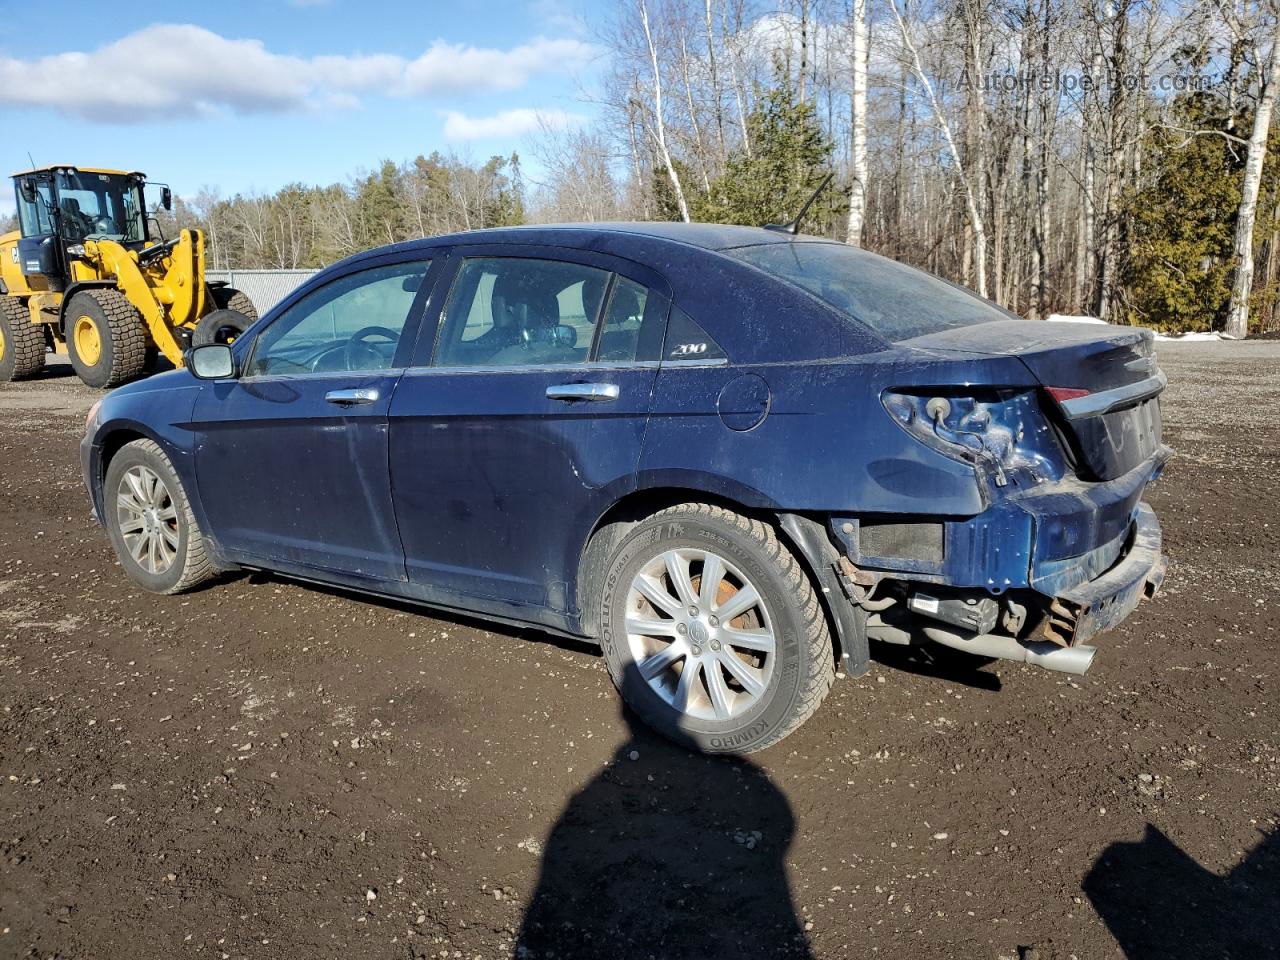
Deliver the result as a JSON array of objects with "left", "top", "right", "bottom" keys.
[
  {"left": 160, "top": 186, "right": 173, "bottom": 211},
  {"left": 186, "top": 343, "right": 236, "bottom": 380},
  {"left": 552, "top": 323, "right": 577, "bottom": 348},
  {"left": 19, "top": 178, "right": 37, "bottom": 204}
]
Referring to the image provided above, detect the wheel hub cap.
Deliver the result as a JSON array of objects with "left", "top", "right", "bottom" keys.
[
  {"left": 624, "top": 548, "right": 776, "bottom": 722},
  {"left": 73, "top": 316, "right": 102, "bottom": 366},
  {"left": 116, "top": 465, "right": 179, "bottom": 575}
]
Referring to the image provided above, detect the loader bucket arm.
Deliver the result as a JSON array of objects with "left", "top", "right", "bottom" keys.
[{"left": 85, "top": 229, "right": 206, "bottom": 366}]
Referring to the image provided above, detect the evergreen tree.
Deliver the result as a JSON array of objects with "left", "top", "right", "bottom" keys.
[
  {"left": 691, "top": 83, "right": 834, "bottom": 229},
  {"left": 1120, "top": 91, "right": 1280, "bottom": 332}
]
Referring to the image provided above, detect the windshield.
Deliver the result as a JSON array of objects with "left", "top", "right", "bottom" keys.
[
  {"left": 729, "top": 242, "right": 1019, "bottom": 342},
  {"left": 54, "top": 171, "right": 146, "bottom": 244}
]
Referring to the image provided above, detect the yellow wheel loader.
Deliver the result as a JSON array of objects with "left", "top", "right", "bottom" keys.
[{"left": 0, "top": 165, "right": 258, "bottom": 388}]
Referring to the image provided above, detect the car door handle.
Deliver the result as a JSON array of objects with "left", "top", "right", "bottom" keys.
[
  {"left": 325, "top": 387, "right": 380, "bottom": 405},
  {"left": 545, "top": 383, "right": 620, "bottom": 402}
]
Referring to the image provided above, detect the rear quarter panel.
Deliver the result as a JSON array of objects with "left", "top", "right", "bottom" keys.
[{"left": 636, "top": 352, "right": 1037, "bottom": 517}]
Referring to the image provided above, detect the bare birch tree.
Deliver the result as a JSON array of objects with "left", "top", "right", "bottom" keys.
[
  {"left": 846, "top": 0, "right": 870, "bottom": 244},
  {"left": 888, "top": 0, "right": 989, "bottom": 296},
  {"left": 638, "top": 0, "right": 692, "bottom": 221},
  {"left": 1226, "top": 8, "right": 1280, "bottom": 338}
]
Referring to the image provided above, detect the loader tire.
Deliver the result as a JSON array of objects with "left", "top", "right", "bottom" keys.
[
  {"left": 0, "top": 296, "right": 46, "bottom": 381},
  {"left": 209, "top": 286, "right": 259, "bottom": 324},
  {"left": 66, "top": 289, "right": 147, "bottom": 389},
  {"left": 192, "top": 308, "right": 255, "bottom": 347}
]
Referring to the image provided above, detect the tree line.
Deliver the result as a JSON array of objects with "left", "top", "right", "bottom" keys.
[{"left": 6, "top": 0, "right": 1278, "bottom": 335}]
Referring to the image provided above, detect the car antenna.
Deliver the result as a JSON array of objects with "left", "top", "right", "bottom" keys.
[{"left": 764, "top": 171, "right": 834, "bottom": 235}]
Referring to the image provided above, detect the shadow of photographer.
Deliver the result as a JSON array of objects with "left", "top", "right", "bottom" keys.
[
  {"left": 516, "top": 664, "right": 813, "bottom": 960},
  {"left": 1084, "top": 821, "right": 1280, "bottom": 959}
]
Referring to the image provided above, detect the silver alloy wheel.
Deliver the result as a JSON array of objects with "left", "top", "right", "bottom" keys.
[
  {"left": 625, "top": 548, "right": 776, "bottom": 721},
  {"left": 116, "top": 465, "right": 180, "bottom": 575}
]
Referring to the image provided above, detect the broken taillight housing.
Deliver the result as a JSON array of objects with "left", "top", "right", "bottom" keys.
[
  {"left": 1046, "top": 386, "right": 1090, "bottom": 404},
  {"left": 881, "top": 389, "right": 1064, "bottom": 488}
]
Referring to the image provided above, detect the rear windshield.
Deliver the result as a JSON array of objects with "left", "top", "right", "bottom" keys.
[{"left": 729, "top": 242, "right": 1018, "bottom": 342}]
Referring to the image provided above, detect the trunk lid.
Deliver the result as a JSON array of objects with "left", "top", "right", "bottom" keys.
[{"left": 901, "top": 319, "right": 1165, "bottom": 480}]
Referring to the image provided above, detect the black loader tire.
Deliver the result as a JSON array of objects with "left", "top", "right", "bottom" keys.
[
  {"left": 65, "top": 289, "right": 147, "bottom": 389},
  {"left": 192, "top": 308, "right": 255, "bottom": 347},
  {"left": 0, "top": 296, "right": 46, "bottom": 381},
  {"left": 209, "top": 286, "right": 259, "bottom": 323}
]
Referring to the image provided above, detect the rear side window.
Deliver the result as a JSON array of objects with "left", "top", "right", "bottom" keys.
[
  {"left": 663, "top": 307, "right": 726, "bottom": 361},
  {"left": 729, "top": 242, "right": 1018, "bottom": 342},
  {"left": 595, "top": 276, "right": 666, "bottom": 363}
]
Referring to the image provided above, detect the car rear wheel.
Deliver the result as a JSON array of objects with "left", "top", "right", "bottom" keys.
[
  {"left": 104, "top": 439, "right": 217, "bottom": 595},
  {"left": 599, "top": 502, "right": 835, "bottom": 754}
]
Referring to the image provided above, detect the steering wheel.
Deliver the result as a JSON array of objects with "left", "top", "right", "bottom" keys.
[{"left": 345, "top": 326, "right": 401, "bottom": 370}]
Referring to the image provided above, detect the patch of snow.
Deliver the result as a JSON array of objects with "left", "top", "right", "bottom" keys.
[
  {"left": 1153, "top": 331, "right": 1231, "bottom": 342},
  {"left": 1046, "top": 314, "right": 1233, "bottom": 342},
  {"left": 1045, "top": 313, "right": 1108, "bottom": 325}
]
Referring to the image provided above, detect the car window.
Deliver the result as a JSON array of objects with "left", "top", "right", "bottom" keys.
[
  {"left": 245, "top": 260, "right": 430, "bottom": 377},
  {"left": 434, "top": 257, "right": 609, "bottom": 368},
  {"left": 596, "top": 277, "right": 660, "bottom": 363},
  {"left": 663, "top": 307, "right": 726, "bottom": 361},
  {"left": 729, "top": 242, "right": 1019, "bottom": 342}
]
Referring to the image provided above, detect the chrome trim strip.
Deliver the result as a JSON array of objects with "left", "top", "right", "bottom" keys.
[{"left": 1060, "top": 371, "right": 1167, "bottom": 420}]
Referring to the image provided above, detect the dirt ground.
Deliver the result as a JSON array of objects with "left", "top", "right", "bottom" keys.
[{"left": 1, "top": 344, "right": 1277, "bottom": 960}]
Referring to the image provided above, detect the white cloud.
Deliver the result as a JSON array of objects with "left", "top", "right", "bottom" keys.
[
  {"left": 442, "top": 107, "right": 585, "bottom": 141},
  {"left": 402, "top": 38, "right": 596, "bottom": 95},
  {"left": 0, "top": 24, "right": 597, "bottom": 123}
]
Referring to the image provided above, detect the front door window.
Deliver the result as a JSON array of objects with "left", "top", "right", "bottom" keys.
[{"left": 246, "top": 260, "right": 431, "bottom": 377}]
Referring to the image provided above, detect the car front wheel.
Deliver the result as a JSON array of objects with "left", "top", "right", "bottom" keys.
[
  {"left": 599, "top": 502, "right": 835, "bottom": 754},
  {"left": 103, "top": 439, "right": 217, "bottom": 595}
]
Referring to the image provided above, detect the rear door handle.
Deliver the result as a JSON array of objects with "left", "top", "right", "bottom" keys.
[
  {"left": 545, "top": 383, "right": 619, "bottom": 402},
  {"left": 325, "top": 387, "right": 380, "bottom": 405}
]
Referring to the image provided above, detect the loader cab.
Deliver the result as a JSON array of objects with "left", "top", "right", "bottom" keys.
[{"left": 11, "top": 166, "right": 152, "bottom": 288}]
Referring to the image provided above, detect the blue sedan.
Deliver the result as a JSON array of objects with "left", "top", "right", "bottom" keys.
[{"left": 81, "top": 223, "right": 1170, "bottom": 752}]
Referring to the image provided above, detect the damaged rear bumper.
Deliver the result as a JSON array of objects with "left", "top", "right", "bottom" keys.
[{"left": 1042, "top": 502, "right": 1165, "bottom": 646}]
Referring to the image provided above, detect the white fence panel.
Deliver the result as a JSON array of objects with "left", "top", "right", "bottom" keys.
[{"left": 206, "top": 269, "right": 319, "bottom": 315}]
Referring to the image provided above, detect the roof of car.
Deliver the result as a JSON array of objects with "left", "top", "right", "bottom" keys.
[{"left": 392, "top": 221, "right": 836, "bottom": 255}]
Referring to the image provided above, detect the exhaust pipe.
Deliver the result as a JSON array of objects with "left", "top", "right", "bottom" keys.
[{"left": 922, "top": 625, "right": 1097, "bottom": 675}]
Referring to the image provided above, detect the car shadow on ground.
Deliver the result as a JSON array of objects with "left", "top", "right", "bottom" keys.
[
  {"left": 871, "top": 640, "right": 1004, "bottom": 692},
  {"left": 516, "top": 663, "right": 814, "bottom": 960},
  {"left": 1083, "top": 821, "right": 1280, "bottom": 958},
  {"left": 242, "top": 570, "right": 601, "bottom": 657}
]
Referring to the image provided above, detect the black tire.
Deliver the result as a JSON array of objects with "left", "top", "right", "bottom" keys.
[
  {"left": 192, "top": 308, "right": 254, "bottom": 347},
  {"left": 598, "top": 502, "right": 836, "bottom": 754},
  {"left": 209, "top": 286, "right": 259, "bottom": 324},
  {"left": 0, "top": 296, "right": 46, "bottom": 381},
  {"left": 65, "top": 289, "right": 147, "bottom": 389},
  {"left": 103, "top": 439, "right": 217, "bottom": 595}
]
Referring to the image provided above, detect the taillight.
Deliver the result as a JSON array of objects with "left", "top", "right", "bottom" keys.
[
  {"left": 881, "top": 389, "right": 1063, "bottom": 487},
  {"left": 1046, "top": 386, "right": 1090, "bottom": 404}
]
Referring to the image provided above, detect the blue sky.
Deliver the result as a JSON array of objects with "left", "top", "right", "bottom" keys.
[{"left": 0, "top": 0, "right": 605, "bottom": 215}]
